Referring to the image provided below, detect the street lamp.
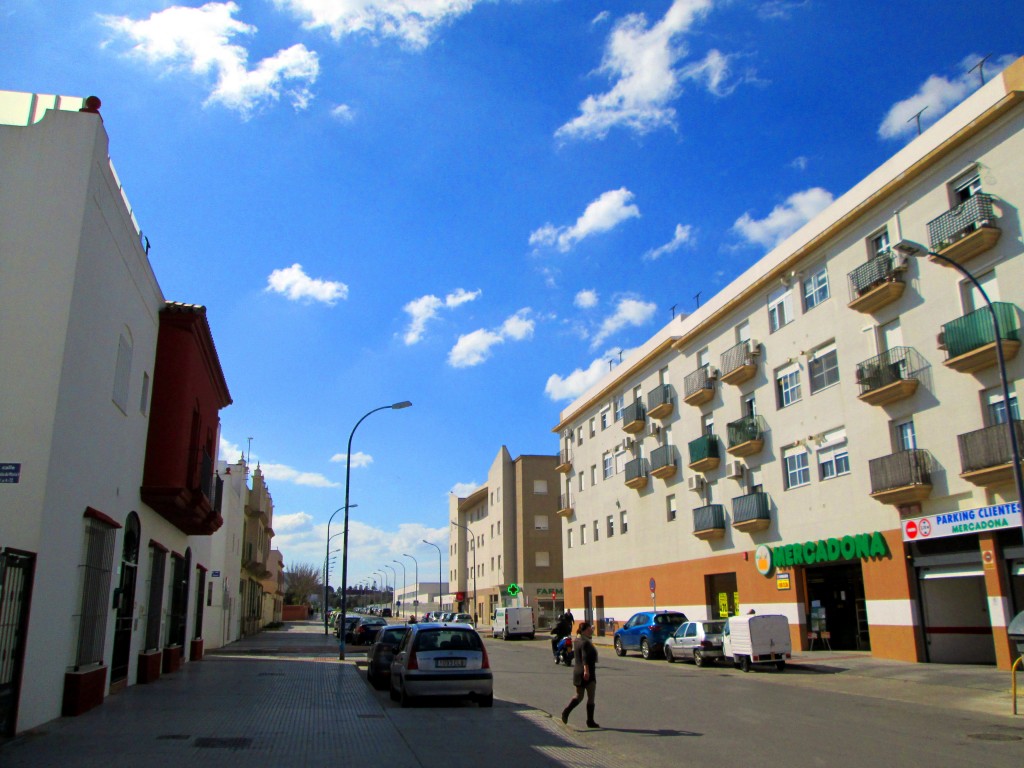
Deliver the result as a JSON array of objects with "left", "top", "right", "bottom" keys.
[
  {"left": 894, "top": 241, "right": 1024, "bottom": 512},
  {"left": 384, "top": 564, "right": 397, "bottom": 616},
  {"left": 393, "top": 559, "right": 407, "bottom": 618},
  {"left": 323, "top": 503, "right": 357, "bottom": 635},
  {"left": 338, "top": 401, "right": 411, "bottom": 660},
  {"left": 402, "top": 553, "right": 418, "bottom": 618},
  {"left": 451, "top": 521, "right": 477, "bottom": 621},
  {"left": 422, "top": 539, "right": 442, "bottom": 614}
]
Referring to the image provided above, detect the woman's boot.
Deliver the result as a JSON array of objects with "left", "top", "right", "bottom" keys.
[
  {"left": 586, "top": 703, "right": 600, "bottom": 728},
  {"left": 561, "top": 697, "right": 580, "bottom": 724}
]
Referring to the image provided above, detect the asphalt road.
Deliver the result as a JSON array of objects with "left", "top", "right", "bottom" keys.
[{"left": 366, "top": 635, "right": 1024, "bottom": 768}]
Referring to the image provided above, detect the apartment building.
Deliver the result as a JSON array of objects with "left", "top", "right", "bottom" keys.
[
  {"left": 552, "top": 58, "right": 1024, "bottom": 668},
  {"left": 241, "top": 466, "right": 276, "bottom": 636},
  {"left": 449, "top": 447, "right": 564, "bottom": 627}
]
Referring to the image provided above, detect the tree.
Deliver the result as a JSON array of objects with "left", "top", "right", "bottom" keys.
[{"left": 284, "top": 562, "right": 322, "bottom": 606}]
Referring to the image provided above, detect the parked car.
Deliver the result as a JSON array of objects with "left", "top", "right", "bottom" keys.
[
  {"left": 381, "top": 608, "right": 393, "bottom": 618},
  {"left": 336, "top": 615, "right": 360, "bottom": 638},
  {"left": 722, "top": 614, "right": 791, "bottom": 672},
  {"left": 351, "top": 616, "right": 388, "bottom": 645},
  {"left": 492, "top": 606, "right": 535, "bottom": 640},
  {"left": 613, "top": 611, "right": 687, "bottom": 659},
  {"left": 390, "top": 622, "right": 493, "bottom": 708},
  {"left": 451, "top": 613, "right": 474, "bottom": 626},
  {"left": 366, "top": 625, "right": 410, "bottom": 689},
  {"left": 664, "top": 619, "right": 726, "bottom": 666}
]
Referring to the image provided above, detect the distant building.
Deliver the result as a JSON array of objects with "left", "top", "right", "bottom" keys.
[
  {"left": 262, "top": 549, "right": 285, "bottom": 625},
  {"left": 241, "top": 466, "right": 275, "bottom": 635}
]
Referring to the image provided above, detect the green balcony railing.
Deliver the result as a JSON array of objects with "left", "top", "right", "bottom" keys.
[
  {"left": 927, "top": 193, "right": 998, "bottom": 251},
  {"left": 732, "top": 491, "right": 770, "bottom": 526},
  {"left": 688, "top": 433, "right": 719, "bottom": 464},
  {"left": 940, "top": 303, "right": 1020, "bottom": 360},
  {"left": 692, "top": 504, "right": 725, "bottom": 533},
  {"left": 727, "top": 415, "right": 767, "bottom": 448}
]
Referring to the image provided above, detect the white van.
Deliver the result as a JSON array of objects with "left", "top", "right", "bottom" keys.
[
  {"left": 722, "top": 614, "right": 792, "bottom": 671},
  {"left": 492, "top": 606, "right": 535, "bottom": 640}
]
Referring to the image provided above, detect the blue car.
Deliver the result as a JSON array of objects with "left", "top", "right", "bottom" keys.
[{"left": 613, "top": 611, "right": 687, "bottom": 659}]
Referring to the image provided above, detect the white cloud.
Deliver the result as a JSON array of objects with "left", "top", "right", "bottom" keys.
[
  {"left": 329, "top": 451, "right": 373, "bottom": 468},
  {"left": 450, "top": 482, "right": 480, "bottom": 497},
  {"left": 790, "top": 156, "right": 808, "bottom": 171},
  {"left": 259, "top": 462, "right": 341, "bottom": 488},
  {"left": 878, "top": 55, "right": 1016, "bottom": 140},
  {"left": 102, "top": 2, "right": 319, "bottom": 117},
  {"left": 447, "top": 308, "right": 534, "bottom": 368},
  {"left": 575, "top": 289, "right": 599, "bottom": 309},
  {"left": 274, "top": 511, "right": 313, "bottom": 531},
  {"left": 402, "top": 288, "right": 481, "bottom": 345},
  {"left": 757, "top": 0, "right": 810, "bottom": 20},
  {"left": 555, "top": 0, "right": 714, "bottom": 140},
  {"left": 266, "top": 263, "right": 349, "bottom": 305},
  {"left": 331, "top": 103, "right": 355, "bottom": 122},
  {"left": 545, "top": 353, "right": 623, "bottom": 402},
  {"left": 591, "top": 298, "right": 657, "bottom": 349},
  {"left": 219, "top": 436, "right": 245, "bottom": 462},
  {"left": 501, "top": 309, "right": 535, "bottom": 341},
  {"left": 732, "top": 187, "right": 833, "bottom": 250},
  {"left": 592, "top": 11, "right": 611, "bottom": 25},
  {"left": 530, "top": 188, "right": 640, "bottom": 253},
  {"left": 643, "top": 223, "right": 694, "bottom": 261},
  {"left": 680, "top": 49, "right": 739, "bottom": 96},
  {"left": 271, "top": 0, "right": 481, "bottom": 50}
]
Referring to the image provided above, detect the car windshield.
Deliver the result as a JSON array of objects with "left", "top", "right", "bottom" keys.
[
  {"left": 654, "top": 613, "right": 685, "bottom": 626},
  {"left": 413, "top": 628, "right": 483, "bottom": 652}
]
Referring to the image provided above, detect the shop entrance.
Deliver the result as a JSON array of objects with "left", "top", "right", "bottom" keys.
[
  {"left": 805, "top": 561, "right": 869, "bottom": 651},
  {"left": 705, "top": 573, "right": 738, "bottom": 618}
]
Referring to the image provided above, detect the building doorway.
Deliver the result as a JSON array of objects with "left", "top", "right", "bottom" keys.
[
  {"left": 705, "top": 572, "right": 738, "bottom": 618},
  {"left": 110, "top": 513, "right": 140, "bottom": 690},
  {"left": 0, "top": 549, "right": 35, "bottom": 737},
  {"left": 805, "top": 561, "right": 869, "bottom": 651}
]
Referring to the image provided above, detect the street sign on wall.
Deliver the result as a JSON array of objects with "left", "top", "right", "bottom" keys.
[{"left": 902, "top": 502, "right": 1022, "bottom": 542}]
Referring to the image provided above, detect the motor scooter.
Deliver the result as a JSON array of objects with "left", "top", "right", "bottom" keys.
[{"left": 555, "top": 635, "right": 573, "bottom": 665}]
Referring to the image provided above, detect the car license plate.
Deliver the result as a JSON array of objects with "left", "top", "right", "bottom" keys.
[{"left": 436, "top": 658, "right": 466, "bottom": 668}]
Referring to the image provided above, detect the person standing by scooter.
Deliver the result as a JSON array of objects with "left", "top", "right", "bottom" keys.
[
  {"left": 550, "top": 612, "right": 572, "bottom": 660},
  {"left": 561, "top": 621, "right": 600, "bottom": 728}
]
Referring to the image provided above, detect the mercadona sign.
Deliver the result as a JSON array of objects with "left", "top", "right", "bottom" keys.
[
  {"left": 902, "top": 502, "right": 1022, "bottom": 542},
  {"left": 755, "top": 531, "right": 889, "bottom": 576}
]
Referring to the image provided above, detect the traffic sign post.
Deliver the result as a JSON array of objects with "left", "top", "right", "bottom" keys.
[{"left": 650, "top": 578, "right": 656, "bottom": 611}]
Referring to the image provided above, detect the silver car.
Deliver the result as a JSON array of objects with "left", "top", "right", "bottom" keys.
[
  {"left": 663, "top": 619, "right": 726, "bottom": 666},
  {"left": 389, "top": 623, "right": 493, "bottom": 707}
]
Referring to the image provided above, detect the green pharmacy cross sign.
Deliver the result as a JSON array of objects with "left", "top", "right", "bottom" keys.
[
  {"left": 755, "top": 531, "right": 889, "bottom": 576},
  {"left": 506, "top": 583, "right": 520, "bottom": 596}
]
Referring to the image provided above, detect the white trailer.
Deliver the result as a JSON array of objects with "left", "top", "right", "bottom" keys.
[{"left": 722, "top": 614, "right": 792, "bottom": 671}]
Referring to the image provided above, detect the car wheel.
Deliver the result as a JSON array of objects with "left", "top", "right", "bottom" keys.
[
  {"left": 740, "top": 655, "right": 751, "bottom": 673},
  {"left": 528, "top": 633, "right": 535, "bottom": 640},
  {"left": 665, "top": 645, "right": 675, "bottom": 663},
  {"left": 479, "top": 692, "right": 494, "bottom": 708},
  {"left": 640, "top": 638, "right": 652, "bottom": 660},
  {"left": 502, "top": 628, "right": 509, "bottom": 641},
  {"left": 693, "top": 649, "right": 705, "bottom": 668},
  {"left": 400, "top": 681, "right": 413, "bottom": 708},
  {"left": 776, "top": 660, "right": 786, "bottom": 672},
  {"left": 614, "top": 637, "right": 626, "bottom": 657}
]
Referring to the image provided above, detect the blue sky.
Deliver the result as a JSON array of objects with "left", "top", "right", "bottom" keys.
[{"left": 3, "top": 0, "right": 1020, "bottom": 592}]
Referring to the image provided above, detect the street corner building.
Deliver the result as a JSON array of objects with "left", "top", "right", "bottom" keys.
[
  {"left": 0, "top": 91, "right": 237, "bottom": 736},
  {"left": 552, "top": 58, "right": 1024, "bottom": 669}
]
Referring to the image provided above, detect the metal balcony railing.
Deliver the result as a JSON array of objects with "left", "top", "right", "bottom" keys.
[
  {"left": 940, "top": 303, "right": 1020, "bottom": 360},
  {"left": 732, "top": 491, "right": 770, "bottom": 525},
  {"left": 957, "top": 421, "right": 1024, "bottom": 474},
  {"left": 625, "top": 457, "right": 649, "bottom": 484},
  {"left": 688, "top": 433, "right": 719, "bottom": 464},
  {"left": 558, "top": 448, "right": 572, "bottom": 466},
  {"left": 726, "top": 415, "right": 767, "bottom": 448},
  {"left": 692, "top": 504, "right": 725, "bottom": 533},
  {"left": 647, "top": 384, "right": 673, "bottom": 413},
  {"left": 927, "top": 193, "right": 998, "bottom": 251},
  {"left": 621, "top": 399, "right": 645, "bottom": 425},
  {"left": 199, "top": 448, "right": 214, "bottom": 501},
  {"left": 559, "top": 492, "right": 574, "bottom": 511},
  {"left": 847, "top": 252, "right": 903, "bottom": 299},
  {"left": 684, "top": 366, "right": 715, "bottom": 399},
  {"left": 720, "top": 340, "right": 756, "bottom": 378},
  {"left": 855, "top": 347, "right": 927, "bottom": 395},
  {"left": 868, "top": 450, "right": 933, "bottom": 494},
  {"left": 650, "top": 444, "right": 676, "bottom": 472}
]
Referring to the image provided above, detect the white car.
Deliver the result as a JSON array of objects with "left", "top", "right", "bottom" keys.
[
  {"left": 389, "top": 623, "right": 493, "bottom": 707},
  {"left": 663, "top": 619, "right": 726, "bottom": 666}
]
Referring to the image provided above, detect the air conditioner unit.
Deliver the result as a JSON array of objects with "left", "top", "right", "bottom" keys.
[
  {"left": 748, "top": 340, "right": 761, "bottom": 355},
  {"left": 707, "top": 366, "right": 719, "bottom": 381},
  {"left": 648, "top": 422, "right": 661, "bottom": 437},
  {"left": 622, "top": 437, "right": 635, "bottom": 450},
  {"left": 726, "top": 461, "right": 745, "bottom": 479},
  {"left": 936, "top": 331, "right": 947, "bottom": 351},
  {"left": 891, "top": 252, "right": 909, "bottom": 271},
  {"left": 687, "top": 475, "right": 706, "bottom": 493}
]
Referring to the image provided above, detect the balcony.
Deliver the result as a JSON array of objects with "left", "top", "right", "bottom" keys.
[
  {"left": 726, "top": 415, "right": 767, "bottom": 457},
  {"left": 683, "top": 366, "right": 717, "bottom": 406},
  {"left": 732, "top": 491, "right": 771, "bottom": 533},
  {"left": 688, "top": 433, "right": 720, "bottom": 473},
  {"left": 868, "top": 450, "right": 933, "bottom": 505},
  {"left": 847, "top": 252, "right": 907, "bottom": 314},
  {"left": 141, "top": 446, "right": 220, "bottom": 536},
  {"left": 958, "top": 421, "right": 1024, "bottom": 487},
  {"left": 556, "top": 448, "right": 572, "bottom": 474},
  {"left": 624, "top": 457, "right": 649, "bottom": 490},
  {"left": 692, "top": 504, "right": 726, "bottom": 540},
  {"left": 939, "top": 303, "right": 1021, "bottom": 373},
  {"left": 621, "top": 399, "right": 646, "bottom": 434},
  {"left": 719, "top": 341, "right": 759, "bottom": 386},
  {"left": 855, "top": 347, "right": 926, "bottom": 406},
  {"left": 927, "top": 193, "right": 1001, "bottom": 267},
  {"left": 647, "top": 385, "right": 675, "bottom": 420},
  {"left": 557, "top": 493, "right": 574, "bottom": 518},
  {"left": 650, "top": 444, "right": 678, "bottom": 479}
]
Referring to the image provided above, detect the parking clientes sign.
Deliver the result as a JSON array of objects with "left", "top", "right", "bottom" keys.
[
  {"left": 902, "top": 502, "right": 1022, "bottom": 542},
  {"left": 756, "top": 531, "right": 889, "bottom": 577}
]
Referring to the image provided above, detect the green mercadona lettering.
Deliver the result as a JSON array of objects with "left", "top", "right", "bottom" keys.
[{"left": 773, "top": 531, "right": 888, "bottom": 568}]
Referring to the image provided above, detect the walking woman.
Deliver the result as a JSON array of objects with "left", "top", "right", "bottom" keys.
[{"left": 561, "top": 621, "right": 600, "bottom": 728}]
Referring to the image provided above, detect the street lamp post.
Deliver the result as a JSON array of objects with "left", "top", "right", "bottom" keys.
[
  {"left": 422, "top": 539, "right": 442, "bottom": 614},
  {"left": 323, "top": 504, "right": 357, "bottom": 634},
  {"left": 384, "top": 564, "right": 397, "bottom": 616},
  {"left": 451, "top": 521, "right": 477, "bottom": 621},
  {"left": 894, "top": 241, "right": 1024, "bottom": 513},
  {"left": 393, "top": 559, "right": 407, "bottom": 618},
  {"left": 338, "top": 401, "right": 412, "bottom": 659},
  {"left": 402, "top": 553, "right": 418, "bottom": 619}
]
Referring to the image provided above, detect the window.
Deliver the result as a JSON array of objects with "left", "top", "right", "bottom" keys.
[
  {"left": 620, "top": 510, "right": 628, "bottom": 534},
  {"left": 533, "top": 479, "right": 548, "bottom": 495},
  {"left": 536, "top": 551, "right": 550, "bottom": 567},
  {"left": 490, "top": 557, "right": 494, "bottom": 571},
  {"left": 803, "top": 266, "right": 830, "bottom": 310},
  {"left": 955, "top": 173, "right": 982, "bottom": 203},
  {"left": 567, "top": 529, "right": 573, "bottom": 548},
  {"left": 140, "top": 372, "right": 150, "bottom": 415},
  {"left": 783, "top": 447, "right": 810, "bottom": 489},
  {"left": 613, "top": 394, "right": 625, "bottom": 422},
  {"left": 986, "top": 388, "right": 1019, "bottom": 426},
  {"left": 497, "top": 555, "right": 501, "bottom": 570},
  {"left": 768, "top": 286, "right": 793, "bottom": 333},
  {"left": 593, "top": 521, "right": 599, "bottom": 542},
  {"left": 702, "top": 412, "right": 715, "bottom": 436},
  {"left": 75, "top": 516, "right": 119, "bottom": 668},
  {"left": 776, "top": 364, "right": 802, "bottom": 408},
  {"left": 607, "top": 515, "right": 615, "bottom": 537},
  {"left": 112, "top": 332, "right": 133, "bottom": 413},
  {"left": 666, "top": 494, "right": 677, "bottom": 522},
  {"left": 580, "top": 525, "right": 587, "bottom": 545},
  {"left": 869, "top": 228, "right": 890, "bottom": 258},
  {"left": 697, "top": 347, "right": 710, "bottom": 368},
  {"left": 577, "top": 472, "right": 585, "bottom": 492},
  {"left": 589, "top": 417, "right": 596, "bottom": 437},
  {"left": 590, "top": 465, "right": 597, "bottom": 486},
  {"left": 497, "top": 521, "right": 501, "bottom": 535},
  {"left": 809, "top": 345, "right": 839, "bottom": 393},
  {"left": 602, "top": 453, "right": 613, "bottom": 479},
  {"left": 894, "top": 419, "right": 916, "bottom": 451},
  {"left": 600, "top": 406, "right": 610, "bottom": 430},
  {"left": 614, "top": 449, "right": 628, "bottom": 474},
  {"left": 818, "top": 429, "right": 850, "bottom": 480},
  {"left": 534, "top": 515, "right": 549, "bottom": 531},
  {"left": 576, "top": 426, "right": 583, "bottom": 446}
]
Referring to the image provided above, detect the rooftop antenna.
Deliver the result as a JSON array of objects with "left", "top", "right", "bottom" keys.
[
  {"left": 968, "top": 53, "right": 993, "bottom": 86},
  {"left": 618, "top": 349, "right": 624, "bottom": 362},
  {"left": 907, "top": 107, "right": 927, "bottom": 136},
  {"left": 608, "top": 359, "right": 614, "bottom": 371},
  {"left": 670, "top": 303, "right": 678, "bottom": 319},
  {"left": 694, "top": 291, "right": 702, "bottom": 309},
  {"left": 247, "top": 436, "right": 254, "bottom": 466}
]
